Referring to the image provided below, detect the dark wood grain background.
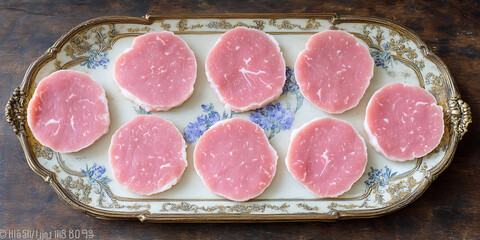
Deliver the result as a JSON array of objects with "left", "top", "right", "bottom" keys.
[{"left": 1, "top": 0, "right": 479, "bottom": 239}]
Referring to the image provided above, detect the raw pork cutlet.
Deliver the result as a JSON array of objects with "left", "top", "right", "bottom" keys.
[
  {"left": 109, "top": 115, "right": 187, "bottom": 195},
  {"left": 295, "top": 30, "right": 374, "bottom": 114},
  {"left": 114, "top": 32, "right": 197, "bottom": 112},
  {"left": 286, "top": 117, "right": 367, "bottom": 198},
  {"left": 194, "top": 118, "right": 277, "bottom": 201},
  {"left": 27, "top": 70, "right": 110, "bottom": 153},
  {"left": 205, "top": 27, "right": 286, "bottom": 112},
  {"left": 364, "top": 83, "right": 444, "bottom": 161}
]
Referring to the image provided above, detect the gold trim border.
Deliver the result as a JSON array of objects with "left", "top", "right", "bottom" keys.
[{"left": 7, "top": 13, "right": 468, "bottom": 222}]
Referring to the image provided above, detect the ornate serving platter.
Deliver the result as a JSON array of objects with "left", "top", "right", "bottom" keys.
[{"left": 5, "top": 14, "right": 471, "bottom": 222}]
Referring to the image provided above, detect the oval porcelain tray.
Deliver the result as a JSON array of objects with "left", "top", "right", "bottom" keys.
[{"left": 5, "top": 14, "right": 471, "bottom": 222}]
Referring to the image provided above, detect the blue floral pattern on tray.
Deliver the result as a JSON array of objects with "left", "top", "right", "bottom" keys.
[
  {"left": 82, "top": 163, "right": 111, "bottom": 185},
  {"left": 80, "top": 50, "right": 110, "bottom": 69},
  {"left": 250, "top": 102, "right": 294, "bottom": 139},
  {"left": 370, "top": 42, "right": 393, "bottom": 70},
  {"left": 183, "top": 104, "right": 232, "bottom": 144},
  {"left": 365, "top": 165, "right": 398, "bottom": 187}
]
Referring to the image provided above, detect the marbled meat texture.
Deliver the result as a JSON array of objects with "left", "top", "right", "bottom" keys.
[
  {"left": 194, "top": 118, "right": 278, "bottom": 201},
  {"left": 286, "top": 117, "right": 367, "bottom": 198},
  {"left": 205, "top": 27, "right": 286, "bottom": 112},
  {"left": 114, "top": 32, "right": 197, "bottom": 112},
  {"left": 364, "top": 83, "right": 444, "bottom": 161},
  {"left": 109, "top": 115, "right": 187, "bottom": 195},
  {"left": 295, "top": 30, "right": 374, "bottom": 114},
  {"left": 27, "top": 70, "right": 110, "bottom": 153}
]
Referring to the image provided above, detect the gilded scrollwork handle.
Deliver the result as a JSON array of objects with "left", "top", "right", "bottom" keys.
[
  {"left": 4, "top": 87, "right": 27, "bottom": 135},
  {"left": 446, "top": 97, "right": 472, "bottom": 140}
]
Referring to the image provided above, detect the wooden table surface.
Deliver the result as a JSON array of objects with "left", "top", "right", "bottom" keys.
[{"left": 1, "top": 1, "right": 478, "bottom": 239}]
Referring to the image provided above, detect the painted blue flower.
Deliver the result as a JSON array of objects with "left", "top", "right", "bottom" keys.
[
  {"left": 250, "top": 102, "right": 295, "bottom": 139},
  {"left": 80, "top": 51, "right": 110, "bottom": 69},
  {"left": 370, "top": 43, "right": 393, "bottom": 70},
  {"left": 183, "top": 103, "right": 225, "bottom": 144},
  {"left": 82, "top": 163, "right": 110, "bottom": 185},
  {"left": 364, "top": 165, "right": 397, "bottom": 187},
  {"left": 89, "top": 163, "right": 106, "bottom": 180},
  {"left": 202, "top": 104, "right": 221, "bottom": 123}
]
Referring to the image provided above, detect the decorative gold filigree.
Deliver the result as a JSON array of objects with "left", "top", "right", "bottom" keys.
[
  {"left": 328, "top": 175, "right": 420, "bottom": 211},
  {"left": 93, "top": 26, "right": 113, "bottom": 52},
  {"left": 160, "top": 202, "right": 289, "bottom": 213},
  {"left": 389, "top": 31, "right": 426, "bottom": 71},
  {"left": 126, "top": 203, "right": 151, "bottom": 210},
  {"left": 55, "top": 153, "right": 151, "bottom": 210},
  {"left": 158, "top": 20, "right": 172, "bottom": 31},
  {"left": 206, "top": 19, "right": 265, "bottom": 30},
  {"left": 297, "top": 203, "right": 318, "bottom": 211},
  {"left": 329, "top": 25, "right": 341, "bottom": 30},
  {"left": 138, "top": 20, "right": 171, "bottom": 32},
  {"left": 268, "top": 19, "right": 321, "bottom": 30},
  {"left": 61, "top": 176, "right": 92, "bottom": 205},
  {"left": 328, "top": 201, "right": 375, "bottom": 210},
  {"left": 389, "top": 32, "right": 417, "bottom": 60},
  {"left": 426, "top": 73, "right": 446, "bottom": 103},
  {"left": 353, "top": 24, "right": 425, "bottom": 73},
  {"left": 385, "top": 177, "right": 418, "bottom": 206},
  {"left": 61, "top": 174, "right": 151, "bottom": 210},
  {"left": 127, "top": 26, "right": 152, "bottom": 33},
  {"left": 95, "top": 187, "right": 151, "bottom": 210},
  {"left": 177, "top": 19, "right": 203, "bottom": 31},
  {"left": 414, "top": 60, "right": 425, "bottom": 70},
  {"left": 419, "top": 164, "right": 428, "bottom": 173},
  {"left": 446, "top": 96, "right": 471, "bottom": 140},
  {"left": 347, "top": 25, "right": 384, "bottom": 51},
  {"left": 5, "top": 87, "right": 27, "bottom": 135},
  {"left": 65, "top": 34, "right": 91, "bottom": 58},
  {"left": 54, "top": 60, "right": 61, "bottom": 70},
  {"left": 33, "top": 143, "right": 53, "bottom": 160},
  {"left": 366, "top": 25, "right": 385, "bottom": 50},
  {"left": 57, "top": 24, "right": 140, "bottom": 70},
  {"left": 424, "top": 72, "right": 451, "bottom": 151},
  {"left": 372, "top": 184, "right": 386, "bottom": 204}
]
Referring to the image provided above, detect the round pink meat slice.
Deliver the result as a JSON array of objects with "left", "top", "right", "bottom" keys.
[
  {"left": 109, "top": 115, "right": 187, "bottom": 195},
  {"left": 205, "top": 27, "right": 286, "bottom": 112},
  {"left": 295, "top": 30, "right": 374, "bottom": 114},
  {"left": 27, "top": 70, "right": 110, "bottom": 153},
  {"left": 364, "top": 83, "right": 444, "bottom": 161},
  {"left": 286, "top": 117, "right": 367, "bottom": 198},
  {"left": 194, "top": 118, "right": 277, "bottom": 201},
  {"left": 114, "top": 32, "right": 197, "bottom": 112}
]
